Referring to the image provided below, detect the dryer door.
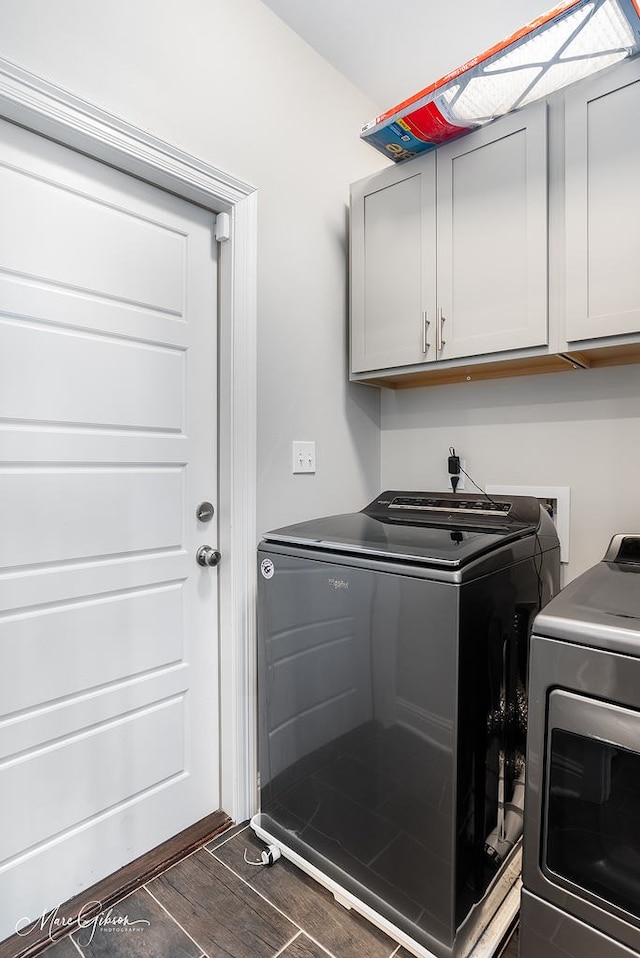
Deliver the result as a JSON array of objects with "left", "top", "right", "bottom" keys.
[
  {"left": 543, "top": 691, "right": 640, "bottom": 924},
  {"left": 523, "top": 636, "right": 640, "bottom": 955}
]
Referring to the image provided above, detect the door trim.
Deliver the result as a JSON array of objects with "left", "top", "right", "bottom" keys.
[{"left": 0, "top": 56, "right": 257, "bottom": 824}]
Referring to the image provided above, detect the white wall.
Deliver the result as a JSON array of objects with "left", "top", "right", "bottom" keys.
[
  {"left": 0, "top": 0, "right": 388, "bottom": 534},
  {"left": 381, "top": 365, "right": 640, "bottom": 582}
]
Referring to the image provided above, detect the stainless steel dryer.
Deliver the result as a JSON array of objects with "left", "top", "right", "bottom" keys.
[
  {"left": 521, "top": 535, "right": 640, "bottom": 958},
  {"left": 253, "top": 491, "right": 560, "bottom": 958}
]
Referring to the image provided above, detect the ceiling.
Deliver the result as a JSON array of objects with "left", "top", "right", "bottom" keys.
[{"left": 260, "top": 0, "right": 562, "bottom": 112}]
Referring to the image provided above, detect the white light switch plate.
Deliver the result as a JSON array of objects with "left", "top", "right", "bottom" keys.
[{"left": 292, "top": 441, "right": 316, "bottom": 474}]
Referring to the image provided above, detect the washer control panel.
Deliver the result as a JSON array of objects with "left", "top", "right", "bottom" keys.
[
  {"left": 389, "top": 495, "right": 511, "bottom": 515},
  {"left": 363, "top": 490, "right": 541, "bottom": 530},
  {"left": 604, "top": 534, "right": 640, "bottom": 566}
]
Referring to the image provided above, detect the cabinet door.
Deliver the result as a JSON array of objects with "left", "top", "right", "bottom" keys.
[
  {"left": 436, "top": 103, "right": 548, "bottom": 361},
  {"left": 350, "top": 154, "right": 436, "bottom": 374},
  {"left": 565, "top": 58, "right": 640, "bottom": 343}
]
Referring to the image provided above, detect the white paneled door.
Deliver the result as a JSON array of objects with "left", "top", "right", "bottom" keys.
[{"left": 0, "top": 117, "right": 219, "bottom": 940}]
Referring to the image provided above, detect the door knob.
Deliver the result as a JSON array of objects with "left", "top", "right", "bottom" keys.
[{"left": 196, "top": 545, "right": 222, "bottom": 567}]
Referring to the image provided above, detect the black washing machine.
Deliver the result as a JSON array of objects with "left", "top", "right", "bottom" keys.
[{"left": 254, "top": 490, "right": 560, "bottom": 958}]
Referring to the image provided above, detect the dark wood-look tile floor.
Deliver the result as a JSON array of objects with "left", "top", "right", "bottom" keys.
[
  {"left": 34, "top": 824, "right": 519, "bottom": 958},
  {"left": 500, "top": 928, "right": 519, "bottom": 958}
]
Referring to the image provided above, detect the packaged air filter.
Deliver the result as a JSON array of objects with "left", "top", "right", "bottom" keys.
[{"left": 361, "top": 0, "right": 640, "bottom": 161}]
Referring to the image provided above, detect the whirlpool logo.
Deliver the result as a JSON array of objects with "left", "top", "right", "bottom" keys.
[
  {"left": 260, "top": 558, "right": 275, "bottom": 579},
  {"left": 328, "top": 577, "right": 349, "bottom": 590}
]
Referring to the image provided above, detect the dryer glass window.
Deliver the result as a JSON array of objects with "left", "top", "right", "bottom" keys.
[{"left": 545, "top": 728, "right": 640, "bottom": 919}]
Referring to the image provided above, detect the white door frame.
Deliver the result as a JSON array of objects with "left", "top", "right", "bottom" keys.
[{"left": 0, "top": 57, "right": 257, "bottom": 824}]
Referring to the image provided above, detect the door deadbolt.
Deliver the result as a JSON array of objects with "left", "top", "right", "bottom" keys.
[
  {"left": 196, "top": 501, "right": 215, "bottom": 522},
  {"left": 196, "top": 545, "right": 222, "bottom": 567}
]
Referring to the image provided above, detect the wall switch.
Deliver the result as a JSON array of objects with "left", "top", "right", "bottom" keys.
[{"left": 292, "top": 441, "right": 316, "bottom": 474}]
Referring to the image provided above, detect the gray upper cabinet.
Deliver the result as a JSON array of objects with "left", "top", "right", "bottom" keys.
[
  {"left": 350, "top": 152, "right": 436, "bottom": 374},
  {"left": 565, "top": 57, "right": 640, "bottom": 344},
  {"left": 350, "top": 58, "right": 640, "bottom": 388},
  {"left": 437, "top": 103, "right": 548, "bottom": 361},
  {"left": 350, "top": 102, "right": 548, "bottom": 376}
]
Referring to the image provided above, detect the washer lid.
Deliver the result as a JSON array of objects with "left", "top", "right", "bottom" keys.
[
  {"left": 534, "top": 536, "right": 640, "bottom": 654},
  {"left": 263, "top": 511, "right": 531, "bottom": 567},
  {"left": 263, "top": 490, "right": 542, "bottom": 567}
]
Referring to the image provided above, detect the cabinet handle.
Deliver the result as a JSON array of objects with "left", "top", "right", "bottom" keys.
[
  {"left": 421, "top": 311, "right": 430, "bottom": 354},
  {"left": 437, "top": 308, "right": 446, "bottom": 352}
]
